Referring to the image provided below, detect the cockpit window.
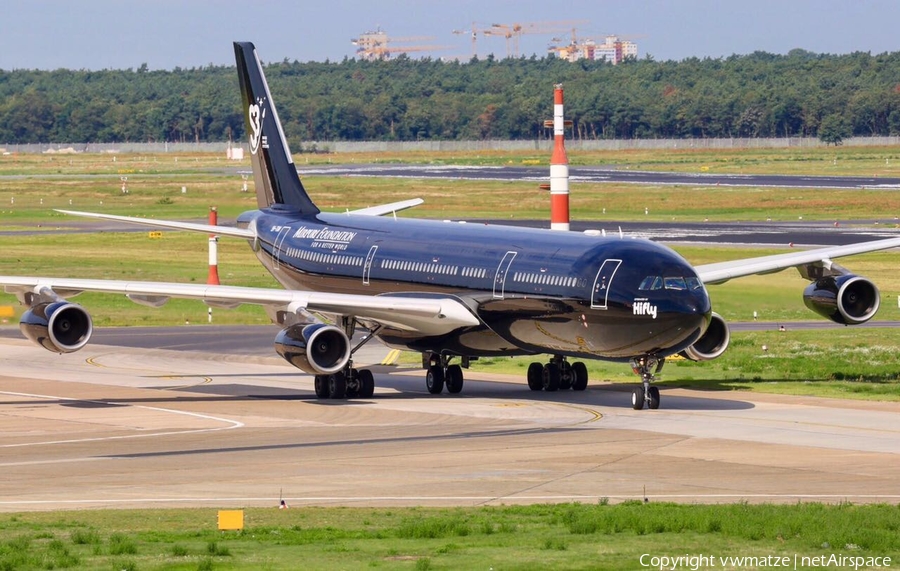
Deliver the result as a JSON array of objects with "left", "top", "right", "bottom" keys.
[
  {"left": 638, "top": 276, "right": 663, "bottom": 291},
  {"left": 640, "top": 275, "right": 702, "bottom": 292}
]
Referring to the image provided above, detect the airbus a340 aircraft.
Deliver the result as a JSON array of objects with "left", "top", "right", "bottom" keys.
[{"left": 3, "top": 42, "right": 899, "bottom": 410}]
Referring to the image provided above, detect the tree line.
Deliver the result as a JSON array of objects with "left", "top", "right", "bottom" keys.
[{"left": 2, "top": 49, "right": 900, "bottom": 146}]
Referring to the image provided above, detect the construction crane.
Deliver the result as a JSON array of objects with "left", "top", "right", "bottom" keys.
[
  {"left": 482, "top": 20, "right": 587, "bottom": 58},
  {"left": 351, "top": 28, "right": 451, "bottom": 60},
  {"left": 452, "top": 22, "right": 483, "bottom": 58}
]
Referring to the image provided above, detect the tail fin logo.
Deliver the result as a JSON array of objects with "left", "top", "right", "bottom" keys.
[{"left": 248, "top": 99, "right": 267, "bottom": 154}]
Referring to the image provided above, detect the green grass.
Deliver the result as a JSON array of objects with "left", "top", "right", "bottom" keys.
[
  {"left": 6, "top": 148, "right": 900, "bottom": 223},
  {"left": 0, "top": 503, "right": 896, "bottom": 569}
]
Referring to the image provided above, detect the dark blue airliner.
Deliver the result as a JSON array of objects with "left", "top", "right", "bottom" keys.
[{"left": 3, "top": 42, "right": 897, "bottom": 409}]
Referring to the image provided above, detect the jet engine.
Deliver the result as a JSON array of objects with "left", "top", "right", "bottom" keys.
[
  {"left": 19, "top": 301, "right": 93, "bottom": 354},
  {"left": 274, "top": 323, "right": 350, "bottom": 375},
  {"left": 679, "top": 312, "right": 730, "bottom": 362},
  {"left": 803, "top": 274, "right": 879, "bottom": 325}
]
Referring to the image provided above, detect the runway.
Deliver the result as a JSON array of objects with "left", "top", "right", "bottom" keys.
[
  {"left": 297, "top": 163, "right": 900, "bottom": 190},
  {"left": 1, "top": 336, "right": 898, "bottom": 511}
]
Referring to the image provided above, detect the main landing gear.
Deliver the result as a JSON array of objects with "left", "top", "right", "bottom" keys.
[
  {"left": 314, "top": 367, "right": 375, "bottom": 400},
  {"left": 526, "top": 355, "right": 589, "bottom": 392},
  {"left": 629, "top": 356, "right": 663, "bottom": 410},
  {"left": 313, "top": 320, "right": 378, "bottom": 400},
  {"left": 423, "top": 353, "right": 467, "bottom": 395}
]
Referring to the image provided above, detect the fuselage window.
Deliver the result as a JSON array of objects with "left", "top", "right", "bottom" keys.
[{"left": 664, "top": 276, "right": 687, "bottom": 290}]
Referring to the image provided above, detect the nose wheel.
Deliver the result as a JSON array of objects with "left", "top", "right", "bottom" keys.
[{"left": 629, "top": 357, "right": 664, "bottom": 410}]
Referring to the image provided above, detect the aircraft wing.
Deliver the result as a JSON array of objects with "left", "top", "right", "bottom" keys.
[
  {"left": 695, "top": 236, "right": 900, "bottom": 284},
  {"left": 346, "top": 198, "right": 424, "bottom": 216},
  {"left": 0, "top": 277, "right": 480, "bottom": 335}
]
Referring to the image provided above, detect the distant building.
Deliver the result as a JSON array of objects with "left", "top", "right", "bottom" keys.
[{"left": 551, "top": 35, "right": 637, "bottom": 64}]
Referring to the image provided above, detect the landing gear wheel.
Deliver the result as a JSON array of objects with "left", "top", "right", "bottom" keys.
[
  {"left": 346, "top": 368, "right": 361, "bottom": 398},
  {"left": 527, "top": 362, "right": 543, "bottom": 391},
  {"left": 558, "top": 362, "right": 573, "bottom": 390},
  {"left": 358, "top": 369, "right": 375, "bottom": 398},
  {"left": 328, "top": 373, "right": 347, "bottom": 399},
  {"left": 314, "top": 375, "right": 329, "bottom": 399},
  {"left": 648, "top": 386, "right": 660, "bottom": 410},
  {"left": 445, "top": 364, "right": 464, "bottom": 394},
  {"left": 631, "top": 386, "right": 645, "bottom": 410},
  {"left": 426, "top": 365, "right": 445, "bottom": 394},
  {"left": 542, "top": 363, "right": 560, "bottom": 392},
  {"left": 571, "top": 362, "right": 588, "bottom": 391}
]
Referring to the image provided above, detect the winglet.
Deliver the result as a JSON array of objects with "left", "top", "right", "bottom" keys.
[{"left": 234, "top": 42, "right": 320, "bottom": 215}]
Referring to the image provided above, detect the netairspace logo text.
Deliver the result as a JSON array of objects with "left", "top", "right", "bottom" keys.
[{"left": 640, "top": 553, "right": 892, "bottom": 570}]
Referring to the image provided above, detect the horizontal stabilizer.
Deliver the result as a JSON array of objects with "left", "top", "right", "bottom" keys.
[{"left": 55, "top": 210, "right": 256, "bottom": 239}]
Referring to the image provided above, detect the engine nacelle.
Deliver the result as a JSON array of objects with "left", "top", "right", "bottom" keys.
[
  {"left": 19, "top": 302, "right": 93, "bottom": 354},
  {"left": 679, "top": 312, "right": 730, "bottom": 362},
  {"left": 274, "top": 323, "right": 350, "bottom": 375},
  {"left": 803, "top": 274, "right": 879, "bottom": 325}
]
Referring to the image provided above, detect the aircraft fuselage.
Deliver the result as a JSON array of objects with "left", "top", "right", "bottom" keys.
[{"left": 240, "top": 206, "right": 712, "bottom": 362}]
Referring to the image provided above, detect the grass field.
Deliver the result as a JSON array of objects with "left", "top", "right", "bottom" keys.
[
  {"left": 0, "top": 503, "right": 897, "bottom": 570},
  {"left": 5, "top": 147, "right": 900, "bottom": 223},
  {"left": 7, "top": 144, "right": 900, "bottom": 176},
  {"left": 2, "top": 148, "right": 900, "bottom": 565}
]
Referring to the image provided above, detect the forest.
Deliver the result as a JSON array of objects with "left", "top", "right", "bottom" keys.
[{"left": 2, "top": 49, "right": 900, "bottom": 145}]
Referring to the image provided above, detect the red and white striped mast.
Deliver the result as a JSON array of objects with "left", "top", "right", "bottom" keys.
[
  {"left": 548, "top": 83, "right": 570, "bottom": 231},
  {"left": 208, "top": 206, "right": 220, "bottom": 323}
]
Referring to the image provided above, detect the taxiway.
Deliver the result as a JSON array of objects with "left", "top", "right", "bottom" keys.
[{"left": 0, "top": 336, "right": 897, "bottom": 511}]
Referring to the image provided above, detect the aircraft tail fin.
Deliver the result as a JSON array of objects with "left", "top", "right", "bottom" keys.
[{"left": 234, "top": 42, "right": 319, "bottom": 215}]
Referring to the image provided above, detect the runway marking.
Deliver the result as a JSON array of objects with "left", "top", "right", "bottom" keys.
[
  {"left": 0, "top": 390, "right": 244, "bottom": 448},
  {"left": 86, "top": 353, "right": 215, "bottom": 385},
  {"left": 148, "top": 376, "right": 214, "bottom": 389},
  {"left": 380, "top": 349, "right": 401, "bottom": 366},
  {"left": 1, "top": 493, "right": 900, "bottom": 507},
  {"left": 550, "top": 402, "right": 603, "bottom": 424}
]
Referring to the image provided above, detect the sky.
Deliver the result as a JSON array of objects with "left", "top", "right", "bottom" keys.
[{"left": 2, "top": 0, "right": 899, "bottom": 70}]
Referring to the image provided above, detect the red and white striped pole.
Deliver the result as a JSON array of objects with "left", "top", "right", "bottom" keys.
[
  {"left": 550, "top": 84, "right": 570, "bottom": 231},
  {"left": 208, "top": 206, "right": 220, "bottom": 286},
  {"left": 208, "top": 206, "right": 219, "bottom": 323}
]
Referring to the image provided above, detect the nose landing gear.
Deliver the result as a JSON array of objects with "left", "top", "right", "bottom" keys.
[{"left": 629, "top": 356, "right": 664, "bottom": 410}]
